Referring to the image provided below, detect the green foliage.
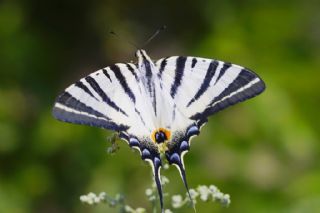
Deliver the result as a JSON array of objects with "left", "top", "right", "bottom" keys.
[{"left": 0, "top": 0, "right": 319, "bottom": 212}]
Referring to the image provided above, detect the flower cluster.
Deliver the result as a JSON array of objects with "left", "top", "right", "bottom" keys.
[
  {"left": 80, "top": 192, "right": 106, "bottom": 205},
  {"left": 80, "top": 162, "right": 231, "bottom": 212},
  {"left": 171, "top": 185, "right": 230, "bottom": 209},
  {"left": 80, "top": 192, "right": 147, "bottom": 213}
]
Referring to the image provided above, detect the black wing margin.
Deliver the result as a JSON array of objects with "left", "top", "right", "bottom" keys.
[
  {"left": 52, "top": 63, "right": 143, "bottom": 132},
  {"left": 156, "top": 56, "right": 266, "bottom": 125},
  {"left": 53, "top": 91, "right": 128, "bottom": 131},
  {"left": 190, "top": 67, "right": 265, "bottom": 121}
]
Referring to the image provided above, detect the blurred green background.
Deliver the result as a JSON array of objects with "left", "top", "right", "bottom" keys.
[{"left": 1, "top": 0, "right": 320, "bottom": 212}]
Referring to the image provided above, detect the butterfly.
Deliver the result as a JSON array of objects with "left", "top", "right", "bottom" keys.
[{"left": 52, "top": 49, "right": 265, "bottom": 212}]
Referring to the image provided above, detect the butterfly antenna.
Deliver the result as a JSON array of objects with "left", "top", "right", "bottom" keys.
[
  {"left": 142, "top": 25, "right": 167, "bottom": 48},
  {"left": 109, "top": 30, "right": 139, "bottom": 49}
]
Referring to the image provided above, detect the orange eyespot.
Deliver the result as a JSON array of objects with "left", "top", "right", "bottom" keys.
[{"left": 151, "top": 128, "right": 171, "bottom": 144}]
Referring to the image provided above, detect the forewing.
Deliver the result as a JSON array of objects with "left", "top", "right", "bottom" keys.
[
  {"left": 156, "top": 56, "right": 265, "bottom": 123},
  {"left": 53, "top": 63, "right": 153, "bottom": 136}
]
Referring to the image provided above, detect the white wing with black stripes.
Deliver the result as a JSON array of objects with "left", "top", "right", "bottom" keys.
[
  {"left": 52, "top": 49, "right": 265, "bottom": 213},
  {"left": 154, "top": 55, "right": 265, "bottom": 211},
  {"left": 53, "top": 63, "right": 157, "bottom": 138},
  {"left": 156, "top": 56, "right": 265, "bottom": 122}
]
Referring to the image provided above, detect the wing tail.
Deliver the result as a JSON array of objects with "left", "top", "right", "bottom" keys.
[
  {"left": 153, "top": 159, "right": 164, "bottom": 213},
  {"left": 166, "top": 140, "right": 196, "bottom": 211},
  {"left": 140, "top": 146, "right": 164, "bottom": 213}
]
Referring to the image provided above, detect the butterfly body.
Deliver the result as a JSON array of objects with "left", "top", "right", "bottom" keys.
[{"left": 53, "top": 49, "right": 265, "bottom": 212}]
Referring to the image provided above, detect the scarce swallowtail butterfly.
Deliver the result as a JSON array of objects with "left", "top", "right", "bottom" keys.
[{"left": 52, "top": 49, "right": 265, "bottom": 212}]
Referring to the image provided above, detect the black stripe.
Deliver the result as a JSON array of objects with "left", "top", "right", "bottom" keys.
[
  {"left": 152, "top": 86, "right": 157, "bottom": 115},
  {"left": 190, "top": 69, "right": 265, "bottom": 120},
  {"left": 191, "top": 58, "right": 197, "bottom": 68},
  {"left": 170, "top": 57, "right": 187, "bottom": 98},
  {"left": 126, "top": 63, "right": 139, "bottom": 82},
  {"left": 187, "top": 60, "right": 219, "bottom": 107},
  {"left": 102, "top": 69, "right": 112, "bottom": 82},
  {"left": 158, "top": 57, "right": 168, "bottom": 78},
  {"left": 53, "top": 107, "right": 128, "bottom": 131},
  {"left": 214, "top": 62, "right": 232, "bottom": 85},
  {"left": 74, "top": 81, "right": 98, "bottom": 100},
  {"left": 135, "top": 108, "right": 146, "bottom": 126},
  {"left": 140, "top": 53, "right": 154, "bottom": 97},
  {"left": 56, "top": 92, "right": 107, "bottom": 119},
  {"left": 119, "top": 132, "right": 130, "bottom": 141},
  {"left": 141, "top": 52, "right": 152, "bottom": 76},
  {"left": 158, "top": 58, "right": 168, "bottom": 89},
  {"left": 85, "top": 76, "right": 128, "bottom": 116},
  {"left": 172, "top": 103, "right": 177, "bottom": 122},
  {"left": 209, "top": 69, "right": 256, "bottom": 107},
  {"left": 109, "top": 65, "right": 136, "bottom": 103},
  {"left": 145, "top": 61, "right": 153, "bottom": 93},
  {"left": 197, "top": 118, "right": 208, "bottom": 128}
]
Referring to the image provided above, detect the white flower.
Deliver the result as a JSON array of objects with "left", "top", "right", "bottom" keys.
[
  {"left": 189, "top": 189, "right": 199, "bottom": 200},
  {"left": 164, "top": 209, "right": 173, "bottom": 213},
  {"left": 198, "top": 185, "right": 211, "bottom": 201},
  {"left": 88, "top": 192, "right": 95, "bottom": 198},
  {"left": 161, "top": 176, "right": 170, "bottom": 185},
  {"left": 80, "top": 195, "right": 89, "bottom": 203},
  {"left": 124, "top": 205, "right": 146, "bottom": 213},
  {"left": 209, "top": 185, "right": 218, "bottom": 194},
  {"left": 80, "top": 192, "right": 107, "bottom": 205},
  {"left": 135, "top": 207, "right": 146, "bottom": 213},
  {"left": 172, "top": 195, "right": 182, "bottom": 203},
  {"left": 212, "top": 191, "right": 220, "bottom": 199},
  {"left": 148, "top": 195, "right": 156, "bottom": 201},
  {"left": 220, "top": 194, "right": 231, "bottom": 206},
  {"left": 145, "top": 188, "right": 153, "bottom": 196},
  {"left": 80, "top": 192, "right": 97, "bottom": 205},
  {"left": 172, "top": 195, "right": 184, "bottom": 208},
  {"left": 163, "top": 164, "right": 170, "bottom": 170},
  {"left": 124, "top": 205, "right": 133, "bottom": 212},
  {"left": 93, "top": 196, "right": 100, "bottom": 203},
  {"left": 98, "top": 192, "right": 106, "bottom": 199}
]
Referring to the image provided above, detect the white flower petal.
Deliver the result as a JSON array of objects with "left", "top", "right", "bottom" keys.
[
  {"left": 172, "top": 195, "right": 183, "bottom": 208},
  {"left": 145, "top": 188, "right": 153, "bottom": 196}
]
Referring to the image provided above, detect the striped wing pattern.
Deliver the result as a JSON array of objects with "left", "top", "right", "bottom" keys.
[
  {"left": 156, "top": 56, "right": 265, "bottom": 123},
  {"left": 53, "top": 62, "right": 159, "bottom": 133},
  {"left": 155, "top": 55, "right": 265, "bottom": 209},
  {"left": 53, "top": 50, "right": 265, "bottom": 213}
]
